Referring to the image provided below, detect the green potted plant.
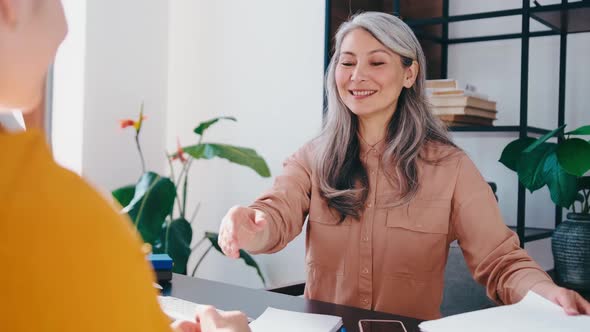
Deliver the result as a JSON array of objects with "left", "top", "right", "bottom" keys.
[
  {"left": 499, "top": 124, "right": 590, "bottom": 290},
  {"left": 112, "top": 105, "right": 269, "bottom": 285}
]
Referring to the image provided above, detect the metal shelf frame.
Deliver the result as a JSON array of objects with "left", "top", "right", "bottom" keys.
[{"left": 397, "top": 0, "right": 580, "bottom": 247}]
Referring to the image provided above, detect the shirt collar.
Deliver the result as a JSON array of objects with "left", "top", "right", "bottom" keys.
[{"left": 0, "top": 111, "right": 26, "bottom": 132}]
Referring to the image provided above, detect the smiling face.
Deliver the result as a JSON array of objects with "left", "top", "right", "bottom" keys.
[{"left": 335, "top": 28, "right": 415, "bottom": 121}]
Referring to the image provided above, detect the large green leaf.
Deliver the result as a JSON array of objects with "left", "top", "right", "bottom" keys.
[
  {"left": 112, "top": 184, "right": 135, "bottom": 207},
  {"left": 123, "top": 172, "right": 176, "bottom": 245},
  {"left": 164, "top": 218, "right": 192, "bottom": 274},
  {"left": 556, "top": 138, "right": 590, "bottom": 176},
  {"left": 517, "top": 143, "right": 556, "bottom": 192},
  {"left": 194, "top": 116, "right": 237, "bottom": 136},
  {"left": 499, "top": 137, "right": 536, "bottom": 171},
  {"left": 565, "top": 125, "right": 590, "bottom": 136},
  {"left": 523, "top": 124, "right": 566, "bottom": 153},
  {"left": 205, "top": 232, "right": 266, "bottom": 286},
  {"left": 542, "top": 153, "right": 578, "bottom": 208},
  {"left": 184, "top": 143, "right": 271, "bottom": 177}
]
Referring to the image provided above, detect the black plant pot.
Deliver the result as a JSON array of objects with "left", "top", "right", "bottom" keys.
[{"left": 552, "top": 213, "right": 590, "bottom": 290}]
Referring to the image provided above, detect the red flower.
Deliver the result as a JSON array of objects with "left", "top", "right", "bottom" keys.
[
  {"left": 119, "top": 103, "right": 148, "bottom": 173},
  {"left": 120, "top": 119, "right": 135, "bottom": 129},
  {"left": 171, "top": 137, "right": 187, "bottom": 163},
  {"left": 119, "top": 107, "right": 147, "bottom": 131}
]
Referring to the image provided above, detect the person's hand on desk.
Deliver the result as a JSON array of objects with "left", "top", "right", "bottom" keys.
[
  {"left": 531, "top": 280, "right": 590, "bottom": 315},
  {"left": 171, "top": 305, "right": 251, "bottom": 332},
  {"left": 218, "top": 206, "right": 269, "bottom": 258}
]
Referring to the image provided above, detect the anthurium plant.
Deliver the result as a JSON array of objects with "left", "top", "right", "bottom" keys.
[
  {"left": 112, "top": 105, "right": 270, "bottom": 285},
  {"left": 499, "top": 124, "right": 590, "bottom": 211}
]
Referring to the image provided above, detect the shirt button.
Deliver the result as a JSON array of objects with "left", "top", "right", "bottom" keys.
[
  {"left": 367, "top": 203, "right": 373, "bottom": 208},
  {"left": 362, "top": 267, "right": 369, "bottom": 274},
  {"left": 362, "top": 236, "right": 369, "bottom": 242},
  {"left": 370, "top": 170, "right": 375, "bottom": 175},
  {"left": 361, "top": 298, "right": 368, "bottom": 305}
]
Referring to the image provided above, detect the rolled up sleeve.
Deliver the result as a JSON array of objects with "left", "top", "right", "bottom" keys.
[
  {"left": 452, "top": 155, "right": 552, "bottom": 305},
  {"left": 249, "top": 145, "right": 313, "bottom": 254}
]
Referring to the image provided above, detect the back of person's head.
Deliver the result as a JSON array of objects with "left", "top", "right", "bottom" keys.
[
  {"left": 317, "top": 12, "right": 454, "bottom": 218},
  {"left": 0, "top": 0, "right": 67, "bottom": 112}
]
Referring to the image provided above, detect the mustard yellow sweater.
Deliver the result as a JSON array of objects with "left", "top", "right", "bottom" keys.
[{"left": 0, "top": 129, "right": 172, "bottom": 331}]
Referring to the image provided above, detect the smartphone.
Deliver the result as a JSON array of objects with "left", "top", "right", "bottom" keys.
[{"left": 358, "top": 319, "right": 408, "bottom": 332}]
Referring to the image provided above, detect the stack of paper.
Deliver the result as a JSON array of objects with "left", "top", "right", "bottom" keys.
[
  {"left": 249, "top": 307, "right": 343, "bottom": 332},
  {"left": 419, "top": 291, "right": 589, "bottom": 332}
]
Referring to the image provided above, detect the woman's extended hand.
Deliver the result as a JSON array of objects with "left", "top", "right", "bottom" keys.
[
  {"left": 218, "top": 206, "right": 268, "bottom": 258},
  {"left": 531, "top": 280, "right": 590, "bottom": 315}
]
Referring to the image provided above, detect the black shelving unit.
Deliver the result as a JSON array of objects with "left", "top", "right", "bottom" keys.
[
  {"left": 324, "top": 0, "right": 590, "bottom": 247},
  {"left": 448, "top": 126, "right": 550, "bottom": 134}
]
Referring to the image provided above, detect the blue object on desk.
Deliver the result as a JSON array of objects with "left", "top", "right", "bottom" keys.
[{"left": 148, "top": 254, "right": 173, "bottom": 270}]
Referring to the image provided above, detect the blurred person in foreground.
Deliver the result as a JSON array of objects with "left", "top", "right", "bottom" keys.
[{"left": 0, "top": 1, "right": 250, "bottom": 331}]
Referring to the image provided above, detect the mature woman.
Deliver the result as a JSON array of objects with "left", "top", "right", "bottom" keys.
[
  {"left": 0, "top": 1, "right": 249, "bottom": 331},
  {"left": 218, "top": 12, "right": 590, "bottom": 320}
]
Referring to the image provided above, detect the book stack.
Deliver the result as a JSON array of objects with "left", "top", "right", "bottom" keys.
[
  {"left": 426, "top": 79, "right": 497, "bottom": 127},
  {"left": 148, "top": 253, "right": 173, "bottom": 284}
]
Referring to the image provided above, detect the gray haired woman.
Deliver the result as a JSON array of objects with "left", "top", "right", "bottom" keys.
[{"left": 218, "top": 12, "right": 590, "bottom": 319}]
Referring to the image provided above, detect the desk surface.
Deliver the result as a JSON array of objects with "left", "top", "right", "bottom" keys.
[{"left": 163, "top": 274, "right": 423, "bottom": 332}]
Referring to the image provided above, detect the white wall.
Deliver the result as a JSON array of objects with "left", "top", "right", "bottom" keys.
[
  {"left": 167, "top": 0, "right": 325, "bottom": 288},
  {"left": 53, "top": 0, "right": 169, "bottom": 192},
  {"left": 82, "top": 0, "right": 169, "bottom": 190},
  {"left": 52, "top": 0, "right": 86, "bottom": 174},
  {"left": 448, "top": 0, "right": 590, "bottom": 270}
]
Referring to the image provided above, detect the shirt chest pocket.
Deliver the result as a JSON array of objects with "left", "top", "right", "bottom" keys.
[
  {"left": 383, "top": 199, "right": 450, "bottom": 277},
  {"left": 306, "top": 199, "right": 351, "bottom": 276}
]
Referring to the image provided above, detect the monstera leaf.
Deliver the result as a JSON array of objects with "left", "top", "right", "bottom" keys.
[
  {"left": 542, "top": 153, "right": 578, "bottom": 208},
  {"left": 122, "top": 172, "right": 176, "bottom": 245},
  {"left": 565, "top": 125, "right": 590, "bottom": 136},
  {"left": 517, "top": 143, "right": 557, "bottom": 192},
  {"left": 499, "top": 124, "right": 590, "bottom": 209},
  {"left": 205, "top": 232, "right": 266, "bottom": 286},
  {"left": 499, "top": 137, "right": 536, "bottom": 172},
  {"left": 556, "top": 138, "right": 590, "bottom": 177}
]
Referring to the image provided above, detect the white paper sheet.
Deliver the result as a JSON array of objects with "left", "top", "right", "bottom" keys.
[
  {"left": 419, "top": 291, "right": 590, "bottom": 332},
  {"left": 249, "top": 307, "right": 343, "bottom": 332}
]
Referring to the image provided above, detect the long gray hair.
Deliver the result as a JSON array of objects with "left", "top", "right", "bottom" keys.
[{"left": 316, "top": 12, "right": 455, "bottom": 220}]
